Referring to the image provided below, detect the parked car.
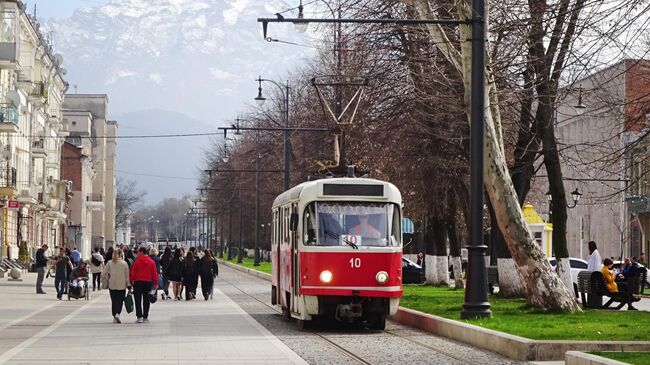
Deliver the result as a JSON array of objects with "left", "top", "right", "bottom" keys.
[
  {"left": 402, "top": 257, "right": 425, "bottom": 284},
  {"left": 547, "top": 257, "right": 588, "bottom": 296}
]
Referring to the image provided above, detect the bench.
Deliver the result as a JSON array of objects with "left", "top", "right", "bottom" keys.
[
  {"left": 578, "top": 270, "right": 628, "bottom": 309},
  {"left": 487, "top": 266, "right": 498, "bottom": 294}
]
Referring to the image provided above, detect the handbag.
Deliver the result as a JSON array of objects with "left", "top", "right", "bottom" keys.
[
  {"left": 148, "top": 289, "right": 158, "bottom": 304},
  {"left": 101, "top": 272, "right": 109, "bottom": 290},
  {"left": 124, "top": 292, "right": 134, "bottom": 313}
]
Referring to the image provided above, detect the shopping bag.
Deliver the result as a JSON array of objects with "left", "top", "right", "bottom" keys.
[
  {"left": 124, "top": 292, "right": 134, "bottom": 314},
  {"left": 101, "top": 273, "right": 109, "bottom": 290}
]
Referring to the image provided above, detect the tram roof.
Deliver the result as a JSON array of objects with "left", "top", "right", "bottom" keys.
[{"left": 272, "top": 177, "right": 402, "bottom": 208}]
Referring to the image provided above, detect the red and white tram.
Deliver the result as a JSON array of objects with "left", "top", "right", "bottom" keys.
[{"left": 271, "top": 177, "right": 403, "bottom": 329}]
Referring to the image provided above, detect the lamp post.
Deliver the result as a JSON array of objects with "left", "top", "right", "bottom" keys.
[
  {"left": 254, "top": 76, "right": 290, "bottom": 191},
  {"left": 237, "top": 187, "right": 244, "bottom": 264},
  {"left": 546, "top": 187, "right": 582, "bottom": 224},
  {"left": 258, "top": 1, "right": 491, "bottom": 319}
]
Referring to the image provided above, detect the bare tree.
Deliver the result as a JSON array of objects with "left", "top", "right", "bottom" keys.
[{"left": 116, "top": 177, "right": 146, "bottom": 229}]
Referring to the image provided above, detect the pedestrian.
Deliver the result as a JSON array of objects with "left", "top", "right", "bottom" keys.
[
  {"left": 587, "top": 241, "right": 602, "bottom": 272},
  {"left": 182, "top": 251, "right": 199, "bottom": 301},
  {"left": 165, "top": 248, "right": 184, "bottom": 300},
  {"left": 416, "top": 252, "right": 424, "bottom": 266},
  {"left": 160, "top": 247, "right": 173, "bottom": 300},
  {"left": 70, "top": 260, "right": 89, "bottom": 296},
  {"left": 125, "top": 249, "right": 135, "bottom": 267},
  {"left": 35, "top": 244, "right": 48, "bottom": 294},
  {"left": 70, "top": 247, "right": 81, "bottom": 267},
  {"left": 103, "top": 248, "right": 131, "bottom": 323},
  {"left": 149, "top": 247, "right": 162, "bottom": 293},
  {"left": 90, "top": 247, "right": 105, "bottom": 291},
  {"left": 104, "top": 247, "right": 114, "bottom": 264},
  {"left": 130, "top": 246, "right": 158, "bottom": 323},
  {"left": 199, "top": 250, "right": 219, "bottom": 300},
  {"left": 53, "top": 247, "right": 73, "bottom": 300},
  {"left": 99, "top": 247, "right": 106, "bottom": 261},
  {"left": 64, "top": 247, "right": 73, "bottom": 294}
]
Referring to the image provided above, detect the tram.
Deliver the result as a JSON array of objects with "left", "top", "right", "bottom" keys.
[{"left": 271, "top": 176, "right": 403, "bottom": 330}]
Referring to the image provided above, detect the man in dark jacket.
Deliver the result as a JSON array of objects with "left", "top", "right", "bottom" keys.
[{"left": 35, "top": 244, "right": 48, "bottom": 294}]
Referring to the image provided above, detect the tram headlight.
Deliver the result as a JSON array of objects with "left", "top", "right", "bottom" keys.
[
  {"left": 375, "top": 271, "right": 389, "bottom": 284},
  {"left": 319, "top": 270, "right": 333, "bottom": 284}
]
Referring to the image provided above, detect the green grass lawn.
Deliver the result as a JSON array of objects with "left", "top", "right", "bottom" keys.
[
  {"left": 590, "top": 352, "right": 650, "bottom": 364},
  {"left": 400, "top": 285, "right": 650, "bottom": 341},
  {"left": 222, "top": 256, "right": 272, "bottom": 274}
]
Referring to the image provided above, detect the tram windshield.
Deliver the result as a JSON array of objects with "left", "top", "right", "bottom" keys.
[{"left": 303, "top": 202, "right": 401, "bottom": 247}]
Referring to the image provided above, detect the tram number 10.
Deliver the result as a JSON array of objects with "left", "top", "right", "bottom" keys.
[{"left": 349, "top": 258, "right": 361, "bottom": 268}]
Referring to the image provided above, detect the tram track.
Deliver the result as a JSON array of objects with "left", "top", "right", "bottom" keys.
[{"left": 219, "top": 272, "right": 477, "bottom": 365}]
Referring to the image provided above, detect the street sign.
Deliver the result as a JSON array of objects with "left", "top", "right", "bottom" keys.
[{"left": 7, "top": 200, "right": 19, "bottom": 210}]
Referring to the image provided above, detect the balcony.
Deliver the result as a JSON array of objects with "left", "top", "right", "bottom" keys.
[
  {"left": 16, "top": 186, "right": 38, "bottom": 205},
  {"left": 32, "top": 138, "right": 47, "bottom": 158},
  {"left": 85, "top": 193, "right": 104, "bottom": 211},
  {"left": 0, "top": 167, "right": 17, "bottom": 196},
  {"left": 28, "top": 82, "right": 46, "bottom": 105},
  {"left": 0, "top": 104, "right": 19, "bottom": 133}
]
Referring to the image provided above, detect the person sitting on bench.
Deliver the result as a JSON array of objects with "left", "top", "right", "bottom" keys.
[{"left": 601, "top": 258, "right": 640, "bottom": 310}]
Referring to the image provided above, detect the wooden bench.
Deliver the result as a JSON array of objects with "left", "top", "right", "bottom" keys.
[
  {"left": 487, "top": 266, "right": 498, "bottom": 294},
  {"left": 579, "top": 271, "right": 628, "bottom": 310}
]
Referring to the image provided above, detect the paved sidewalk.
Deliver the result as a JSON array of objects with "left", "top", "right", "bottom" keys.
[{"left": 0, "top": 273, "right": 306, "bottom": 365}]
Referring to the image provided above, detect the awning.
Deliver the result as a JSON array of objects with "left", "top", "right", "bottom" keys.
[{"left": 402, "top": 218, "right": 415, "bottom": 234}]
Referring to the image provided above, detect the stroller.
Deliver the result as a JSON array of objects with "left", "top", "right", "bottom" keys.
[{"left": 67, "top": 276, "right": 90, "bottom": 301}]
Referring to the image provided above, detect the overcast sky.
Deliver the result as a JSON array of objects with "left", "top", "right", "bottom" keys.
[{"left": 31, "top": 0, "right": 110, "bottom": 18}]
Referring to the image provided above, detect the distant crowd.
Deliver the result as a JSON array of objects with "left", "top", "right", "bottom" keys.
[{"left": 34, "top": 243, "right": 219, "bottom": 324}]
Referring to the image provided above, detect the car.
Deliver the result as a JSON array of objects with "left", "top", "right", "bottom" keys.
[
  {"left": 402, "top": 257, "right": 425, "bottom": 284},
  {"left": 547, "top": 257, "right": 588, "bottom": 296}
]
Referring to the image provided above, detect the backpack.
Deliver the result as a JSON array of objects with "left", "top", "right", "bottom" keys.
[{"left": 91, "top": 255, "right": 102, "bottom": 267}]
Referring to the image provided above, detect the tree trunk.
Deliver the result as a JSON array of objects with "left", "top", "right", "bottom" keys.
[
  {"left": 447, "top": 216, "right": 464, "bottom": 289},
  {"left": 433, "top": 219, "right": 449, "bottom": 286},
  {"left": 488, "top": 196, "right": 526, "bottom": 297}
]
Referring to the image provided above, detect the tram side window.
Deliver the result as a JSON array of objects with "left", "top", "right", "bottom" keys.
[
  {"left": 304, "top": 203, "right": 317, "bottom": 245},
  {"left": 389, "top": 204, "right": 401, "bottom": 246}
]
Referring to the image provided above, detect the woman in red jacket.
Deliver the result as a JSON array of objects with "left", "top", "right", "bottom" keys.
[{"left": 130, "top": 246, "right": 159, "bottom": 323}]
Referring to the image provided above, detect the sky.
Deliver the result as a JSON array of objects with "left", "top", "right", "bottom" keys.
[{"left": 31, "top": 0, "right": 110, "bottom": 18}]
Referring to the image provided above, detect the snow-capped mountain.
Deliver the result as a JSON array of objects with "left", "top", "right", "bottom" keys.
[
  {"left": 44, "top": 0, "right": 313, "bottom": 124},
  {"left": 40, "top": 0, "right": 314, "bottom": 202}
]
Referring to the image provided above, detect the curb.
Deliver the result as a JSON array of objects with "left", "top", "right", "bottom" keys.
[
  {"left": 218, "top": 259, "right": 650, "bottom": 361},
  {"left": 565, "top": 351, "right": 631, "bottom": 365},
  {"left": 393, "top": 307, "right": 650, "bottom": 361},
  {"left": 218, "top": 259, "right": 272, "bottom": 282}
]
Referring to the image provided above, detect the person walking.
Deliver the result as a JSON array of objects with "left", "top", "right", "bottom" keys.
[
  {"left": 149, "top": 247, "right": 162, "bottom": 294},
  {"left": 103, "top": 249, "right": 131, "bottom": 323},
  {"left": 165, "top": 248, "right": 184, "bottom": 300},
  {"left": 125, "top": 249, "right": 135, "bottom": 268},
  {"left": 53, "top": 247, "right": 73, "bottom": 300},
  {"left": 104, "top": 247, "right": 114, "bottom": 265},
  {"left": 64, "top": 248, "right": 73, "bottom": 294},
  {"left": 160, "top": 247, "right": 173, "bottom": 300},
  {"left": 70, "top": 247, "right": 81, "bottom": 267},
  {"left": 587, "top": 241, "right": 602, "bottom": 272},
  {"left": 90, "top": 247, "right": 105, "bottom": 291},
  {"left": 130, "top": 246, "right": 158, "bottom": 323},
  {"left": 199, "top": 250, "right": 218, "bottom": 300},
  {"left": 182, "top": 251, "right": 199, "bottom": 301},
  {"left": 35, "top": 244, "right": 49, "bottom": 294}
]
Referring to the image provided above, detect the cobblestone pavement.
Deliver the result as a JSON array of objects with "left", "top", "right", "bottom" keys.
[{"left": 215, "top": 265, "right": 529, "bottom": 365}]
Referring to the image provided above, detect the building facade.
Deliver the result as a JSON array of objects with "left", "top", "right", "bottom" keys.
[
  {"left": 0, "top": 0, "right": 69, "bottom": 261},
  {"left": 530, "top": 59, "right": 650, "bottom": 261},
  {"left": 62, "top": 94, "right": 117, "bottom": 252}
]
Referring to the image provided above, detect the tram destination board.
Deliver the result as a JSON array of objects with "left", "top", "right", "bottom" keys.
[{"left": 323, "top": 184, "right": 384, "bottom": 197}]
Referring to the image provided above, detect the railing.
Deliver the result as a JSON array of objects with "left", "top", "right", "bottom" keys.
[
  {"left": 0, "top": 104, "right": 18, "bottom": 125},
  {"left": 86, "top": 193, "right": 103, "bottom": 202},
  {"left": 0, "top": 167, "right": 17, "bottom": 188}
]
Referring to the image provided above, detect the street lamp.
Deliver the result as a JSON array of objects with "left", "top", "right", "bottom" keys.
[
  {"left": 546, "top": 187, "right": 582, "bottom": 223},
  {"left": 254, "top": 75, "right": 291, "bottom": 191}
]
